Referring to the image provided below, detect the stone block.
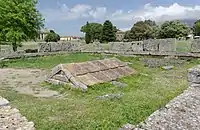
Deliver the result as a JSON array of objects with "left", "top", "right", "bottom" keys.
[
  {"left": 0, "top": 97, "right": 9, "bottom": 107},
  {"left": 77, "top": 73, "right": 101, "bottom": 86},
  {"left": 188, "top": 65, "right": 200, "bottom": 84},
  {"left": 143, "top": 39, "right": 159, "bottom": 52},
  {"left": 191, "top": 39, "right": 200, "bottom": 53},
  {"left": 159, "top": 38, "right": 176, "bottom": 52}
]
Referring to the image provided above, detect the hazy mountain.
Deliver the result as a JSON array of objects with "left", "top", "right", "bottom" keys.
[{"left": 180, "top": 19, "right": 197, "bottom": 27}]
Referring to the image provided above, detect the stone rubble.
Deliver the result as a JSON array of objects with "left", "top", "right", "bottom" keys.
[
  {"left": 0, "top": 96, "right": 35, "bottom": 130},
  {"left": 161, "top": 65, "right": 174, "bottom": 70},
  {"left": 96, "top": 93, "right": 124, "bottom": 100},
  {"left": 111, "top": 81, "right": 128, "bottom": 88}
]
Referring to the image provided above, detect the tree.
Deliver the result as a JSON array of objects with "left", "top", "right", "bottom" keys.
[
  {"left": 100, "top": 20, "right": 116, "bottom": 43},
  {"left": 81, "top": 22, "right": 102, "bottom": 42},
  {"left": 158, "top": 20, "right": 189, "bottom": 39},
  {"left": 144, "top": 20, "right": 156, "bottom": 27},
  {"left": 113, "top": 26, "right": 120, "bottom": 33},
  {"left": 0, "top": 0, "right": 44, "bottom": 51},
  {"left": 129, "top": 21, "right": 152, "bottom": 41},
  {"left": 85, "top": 22, "right": 92, "bottom": 44},
  {"left": 44, "top": 30, "right": 60, "bottom": 42},
  {"left": 193, "top": 20, "right": 200, "bottom": 36}
]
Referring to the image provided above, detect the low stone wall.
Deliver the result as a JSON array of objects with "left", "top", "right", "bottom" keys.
[
  {"left": 191, "top": 39, "right": 200, "bottom": 53},
  {"left": 109, "top": 41, "right": 144, "bottom": 52},
  {"left": 108, "top": 38, "right": 176, "bottom": 52},
  {"left": 38, "top": 42, "right": 82, "bottom": 52},
  {"left": 109, "top": 38, "right": 176, "bottom": 52},
  {"left": 0, "top": 97, "right": 35, "bottom": 129},
  {"left": 38, "top": 39, "right": 177, "bottom": 53},
  {"left": 143, "top": 38, "right": 176, "bottom": 52}
]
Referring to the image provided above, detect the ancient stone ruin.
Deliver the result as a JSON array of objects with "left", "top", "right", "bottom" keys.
[
  {"left": 46, "top": 58, "right": 136, "bottom": 90},
  {"left": 38, "top": 42, "right": 81, "bottom": 52},
  {"left": 0, "top": 97, "right": 35, "bottom": 130}
]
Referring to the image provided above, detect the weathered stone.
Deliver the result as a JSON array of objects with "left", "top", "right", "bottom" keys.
[
  {"left": 143, "top": 39, "right": 159, "bottom": 52},
  {"left": 112, "top": 81, "right": 128, "bottom": 88},
  {"left": 0, "top": 97, "right": 35, "bottom": 130},
  {"left": 52, "top": 74, "right": 68, "bottom": 82},
  {"left": 77, "top": 74, "right": 101, "bottom": 86},
  {"left": 0, "top": 97, "right": 9, "bottom": 107},
  {"left": 162, "top": 66, "right": 174, "bottom": 70},
  {"left": 38, "top": 42, "right": 81, "bottom": 53},
  {"left": 92, "top": 60, "right": 109, "bottom": 70},
  {"left": 188, "top": 65, "right": 200, "bottom": 84},
  {"left": 159, "top": 38, "right": 176, "bottom": 52},
  {"left": 119, "top": 123, "right": 135, "bottom": 130},
  {"left": 79, "top": 62, "right": 100, "bottom": 72},
  {"left": 65, "top": 63, "right": 89, "bottom": 76},
  {"left": 191, "top": 39, "right": 200, "bottom": 53},
  {"left": 90, "top": 71, "right": 112, "bottom": 82},
  {"left": 96, "top": 93, "right": 123, "bottom": 100}
]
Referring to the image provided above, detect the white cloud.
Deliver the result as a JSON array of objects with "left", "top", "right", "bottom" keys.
[
  {"left": 111, "top": 3, "right": 200, "bottom": 22},
  {"left": 42, "top": 4, "right": 107, "bottom": 22},
  {"left": 120, "top": 27, "right": 131, "bottom": 31},
  {"left": 89, "top": 7, "right": 107, "bottom": 19},
  {"left": 41, "top": 3, "right": 200, "bottom": 32}
]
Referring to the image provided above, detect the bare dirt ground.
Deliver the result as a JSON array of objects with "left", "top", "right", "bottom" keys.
[{"left": 0, "top": 68, "right": 60, "bottom": 98}]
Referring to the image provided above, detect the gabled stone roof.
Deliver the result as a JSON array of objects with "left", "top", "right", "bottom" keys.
[{"left": 46, "top": 58, "right": 136, "bottom": 90}]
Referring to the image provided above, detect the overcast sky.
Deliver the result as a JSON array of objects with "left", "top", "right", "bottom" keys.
[{"left": 37, "top": 0, "right": 200, "bottom": 36}]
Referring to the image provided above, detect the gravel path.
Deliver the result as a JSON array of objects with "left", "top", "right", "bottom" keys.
[{"left": 0, "top": 68, "right": 60, "bottom": 98}]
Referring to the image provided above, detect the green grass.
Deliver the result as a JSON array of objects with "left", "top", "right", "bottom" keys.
[
  {"left": 0, "top": 42, "right": 38, "bottom": 51},
  {"left": 4, "top": 53, "right": 107, "bottom": 69},
  {"left": 0, "top": 53, "right": 198, "bottom": 130}
]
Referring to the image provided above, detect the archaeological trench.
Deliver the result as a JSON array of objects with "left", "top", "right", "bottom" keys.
[{"left": 1, "top": 39, "right": 200, "bottom": 129}]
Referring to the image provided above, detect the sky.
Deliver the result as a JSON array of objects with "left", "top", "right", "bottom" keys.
[{"left": 37, "top": 0, "right": 200, "bottom": 36}]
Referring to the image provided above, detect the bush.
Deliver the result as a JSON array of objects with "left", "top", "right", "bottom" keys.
[{"left": 44, "top": 32, "right": 60, "bottom": 42}]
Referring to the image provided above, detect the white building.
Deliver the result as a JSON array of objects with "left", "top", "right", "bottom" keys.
[{"left": 60, "top": 36, "right": 81, "bottom": 41}]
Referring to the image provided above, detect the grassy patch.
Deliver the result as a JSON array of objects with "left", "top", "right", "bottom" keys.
[
  {"left": 0, "top": 53, "right": 197, "bottom": 130},
  {"left": 4, "top": 53, "right": 107, "bottom": 69}
]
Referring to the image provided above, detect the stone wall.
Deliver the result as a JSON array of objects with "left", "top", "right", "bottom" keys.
[
  {"left": 38, "top": 42, "right": 81, "bottom": 52},
  {"left": 109, "top": 38, "right": 176, "bottom": 52},
  {"left": 108, "top": 41, "right": 143, "bottom": 52},
  {"left": 35, "top": 39, "right": 200, "bottom": 54},
  {"left": 0, "top": 96, "right": 35, "bottom": 129},
  {"left": 191, "top": 39, "right": 200, "bottom": 53}
]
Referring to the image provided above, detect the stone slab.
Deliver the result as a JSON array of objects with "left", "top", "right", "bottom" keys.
[
  {"left": 63, "top": 63, "right": 89, "bottom": 76},
  {"left": 91, "top": 60, "right": 109, "bottom": 71},
  {"left": 90, "top": 71, "right": 112, "bottom": 82},
  {"left": 103, "top": 69, "right": 121, "bottom": 80},
  {"left": 0, "top": 97, "right": 9, "bottom": 107},
  {"left": 79, "top": 62, "right": 100, "bottom": 72},
  {"left": 52, "top": 74, "right": 68, "bottom": 82},
  {"left": 77, "top": 73, "right": 101, "bottom": 86},
  {"left": 100, "top": 59, "right": 121, "bottom": 68}
]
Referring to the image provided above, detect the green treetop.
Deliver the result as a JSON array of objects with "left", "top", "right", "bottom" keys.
[{"left": 0, "top": 0, "right": 44, "bottom": 51}]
